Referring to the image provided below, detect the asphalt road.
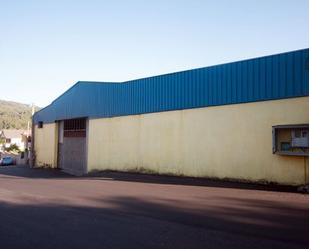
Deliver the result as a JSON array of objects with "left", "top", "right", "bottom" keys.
[{"left": 0, "top": 166, "right": 308, "bottom": 249}]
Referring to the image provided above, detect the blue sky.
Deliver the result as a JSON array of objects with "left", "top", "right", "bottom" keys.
[{"left": 0, "top": 0, "right": 308, "bottom": 107}]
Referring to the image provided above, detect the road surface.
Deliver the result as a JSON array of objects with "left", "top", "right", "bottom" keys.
[{"left": 0, "top": 166, "right": 308, "bottom": 249}]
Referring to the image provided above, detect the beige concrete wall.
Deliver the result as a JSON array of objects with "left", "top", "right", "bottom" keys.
[
  {"left": 34, "top": 123, "right": 58, "bottom": 168},
  {"left": 87, "top": 96, "right": 309, "bottom": 185}
]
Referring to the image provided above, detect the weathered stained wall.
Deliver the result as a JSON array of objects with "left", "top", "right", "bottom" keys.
[
  {"left": 88, "top": 96, "right": 309, "bottom": 185},
  {"left": 34, "top": 123, "right": 58, "bottom": 168}
]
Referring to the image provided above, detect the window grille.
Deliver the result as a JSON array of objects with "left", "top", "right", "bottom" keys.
[{"left": 63, "top": 118, "right": 86, "bottom": 137}]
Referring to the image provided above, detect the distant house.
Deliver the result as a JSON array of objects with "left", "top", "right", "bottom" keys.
[{"left": 0, "top": 130, "right": 30, "bottom": 151}]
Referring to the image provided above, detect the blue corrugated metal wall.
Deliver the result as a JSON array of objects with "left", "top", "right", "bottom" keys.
[{"left": 34, "top": 48, "right": 309, "bottom": 124}]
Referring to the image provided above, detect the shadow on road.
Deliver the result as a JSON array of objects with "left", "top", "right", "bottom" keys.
[
  {"left": 0, "top": 166, "right": 299, "bottom": 192},
  {"left": 87, "top": 170, "right": 298, "bottom": 192},
  {"left": 0, "top": 165, "right": 73, "bottom": 179},
  {"left": 0, "top": 194, "right": 308, "bottom": 249}
]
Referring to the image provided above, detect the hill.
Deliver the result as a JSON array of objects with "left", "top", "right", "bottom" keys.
[{"left": 0, "top": 100, "right": 40, "bottom": 129}]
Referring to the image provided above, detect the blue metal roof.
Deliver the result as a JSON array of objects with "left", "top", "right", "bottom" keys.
[{"left": 34, "top": 48, "right": 309, "bottom": 124}]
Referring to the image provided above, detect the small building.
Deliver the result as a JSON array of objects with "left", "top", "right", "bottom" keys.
[
  {"left": 33, "top": 48, "right": 309, "bottom": 185},
  {"left": 0, "top": 129, "right": 29, "bottom": 151}
]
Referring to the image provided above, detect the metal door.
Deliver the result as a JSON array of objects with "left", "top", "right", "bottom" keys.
[{"left": 57, "top": 118, "right": 87, "bottom": 175}]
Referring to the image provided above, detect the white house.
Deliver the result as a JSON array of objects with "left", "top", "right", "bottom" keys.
[{"left": 0, "top": 130, "right": 30, "bottom": 151}]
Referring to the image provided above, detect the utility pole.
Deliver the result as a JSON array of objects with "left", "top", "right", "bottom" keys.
[
  {"left": 27, "top": 103, "right": 35, "bottom": 165},
  {"left": 27, "top": 104, "right": 35, "bottom": 135}
]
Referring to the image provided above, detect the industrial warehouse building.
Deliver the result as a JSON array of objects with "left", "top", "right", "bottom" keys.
[{"left": 33, "top": 48, "right": 309, "bottom": 185}]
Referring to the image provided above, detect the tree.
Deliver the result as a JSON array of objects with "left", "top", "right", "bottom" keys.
[
  {"left": 0, "top": 137, "right": 5, "bottom": 152},
  {"left": 5, "top": 144, "right": 20, "bottom": 153}
]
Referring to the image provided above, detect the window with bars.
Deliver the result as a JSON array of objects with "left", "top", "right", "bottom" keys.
[{"left": 63, "top": 118, "right": 86, "bottom": 137}]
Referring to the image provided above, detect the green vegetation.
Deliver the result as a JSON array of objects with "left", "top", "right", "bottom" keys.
[
  {"left": 0, "top": 99, "right": 40, "bottom": 129},
  {"left": 5, "top": 144, "right": 20, "bottom": 153}
]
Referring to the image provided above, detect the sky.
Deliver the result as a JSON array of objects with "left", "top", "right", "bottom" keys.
[{"left": 0, "top": 0, "right": 308, "bottom": 107}]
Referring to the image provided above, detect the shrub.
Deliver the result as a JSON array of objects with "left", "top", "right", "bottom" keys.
[{"left": 5, "top": 143, "right": 20, "bottom": 153}]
